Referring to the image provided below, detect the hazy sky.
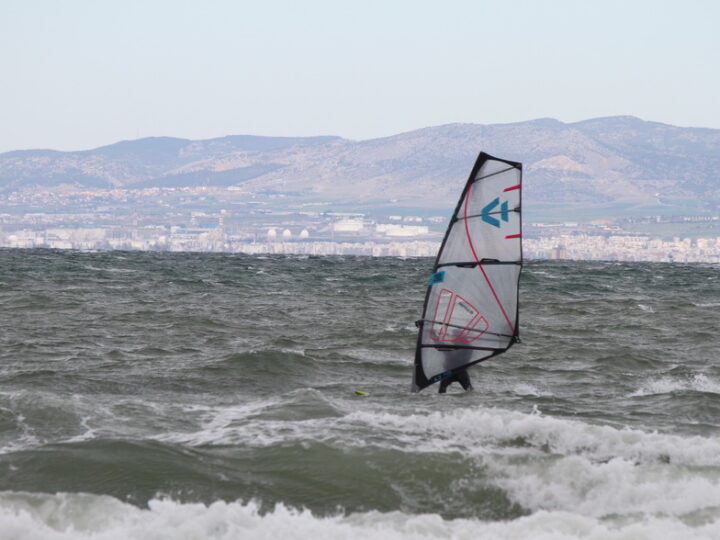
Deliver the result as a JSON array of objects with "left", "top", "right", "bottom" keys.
[{"left": 1, "top": 0, "right": 718, "bottom": 152}]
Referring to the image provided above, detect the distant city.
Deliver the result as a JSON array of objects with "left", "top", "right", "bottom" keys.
[
  {"left": 2, "top": 117, "right": 720, "bottom": 263},
  {"left": 1, "top": 186, "right": 719, "bottom": 263}
]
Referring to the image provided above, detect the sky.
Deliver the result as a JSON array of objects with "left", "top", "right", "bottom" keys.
[{"left": 1, "top": 0, "right": 718, "bottom": 152}]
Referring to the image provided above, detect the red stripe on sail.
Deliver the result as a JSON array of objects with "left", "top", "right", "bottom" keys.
[
  {"left": 505, "top": 234, "right": 521, "bottom": 239},
  {"left": 503, "top": 184, "right": 521, "bottom": 192},
  {"left": 463, "top": 183, "right": 515, "bottom": 334}
]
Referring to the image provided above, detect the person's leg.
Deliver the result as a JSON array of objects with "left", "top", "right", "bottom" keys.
[
  {"left": 457, "top": 370, "right": 473, "bottom": 391},
  {"left": 438, "top": 377, "right": 452, "bottom": 393}
]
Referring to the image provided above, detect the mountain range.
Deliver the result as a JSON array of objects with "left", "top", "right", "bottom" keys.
[{"left": 2, "top": 116, "right": 719, "bottom": 215}]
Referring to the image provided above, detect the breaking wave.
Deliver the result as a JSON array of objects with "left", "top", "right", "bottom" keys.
[{"left": 1, "top": 492, "right": 719, "bottom": 540}]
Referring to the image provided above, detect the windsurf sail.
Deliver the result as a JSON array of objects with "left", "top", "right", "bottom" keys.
[{"left": 411, "top": 152, "right": 522, "bottom": 392}]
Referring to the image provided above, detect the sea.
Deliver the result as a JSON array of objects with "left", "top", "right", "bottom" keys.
[{"left": 0, "top": 248, "right": 719, "bottom": 539}]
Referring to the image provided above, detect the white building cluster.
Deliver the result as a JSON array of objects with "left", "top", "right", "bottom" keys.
[
  {"left": 0, "top": 226, "right": 441, "bottom": 257},
  {"left": 3, "top": 220, "right": 720, "bottom": 263},
  {"left": 524, "top": 234, "right": 720, "bottom": 263}
]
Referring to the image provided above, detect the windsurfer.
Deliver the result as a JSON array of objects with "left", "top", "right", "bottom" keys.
[{"left": 438, "top": 369, "right": 473, "bottom": 393}]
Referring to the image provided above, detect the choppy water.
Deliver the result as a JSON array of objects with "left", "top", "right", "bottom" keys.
[{"left": 0, "top": 248, "right": 719, "bottom": 539}]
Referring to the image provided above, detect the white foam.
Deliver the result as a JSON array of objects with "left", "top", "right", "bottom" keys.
[
  {"left": 637, "top": 303, "right": 654, "bottom": 312},
  {"left": 0, "top": 392, "right": 219, "bottom": 454},
  {"left": 511, "top": 383, "right": 551, "bottom": 397},
  {"left": 159, "top": 400, "right": 720, "bottom": 468},
  {"left": 334, "top": 348, "right": 412, "bottom": 365},
  {"left": 156, "top": 389, "right": 344, "bottom": 447},
  {"left": 64, "top": 415, "right": 97, "bottom": 443},
  {"left": 530, "top": 270, "right": 560, "bottom": 279},
  {"left": 94, "top": 398, "right": 720, "bottom": 523},
  {"left": 154, "top": 400, "right": 720, "bottom": 516},
  {"left": 0, "top": 412, "right": 41, "bottom": 455},
  {"left": 494, "top": 454, "right": 720, "bottom": 517},
  {"left": 631, "top": 374, "right": 720, "bottom": 396},
  {"left": 344, "top": 407, "right": 720, "bottom": 519},
  {"left": 0, "top": 492, "right": 719, "bottom": 540},
  {"left": 346, "top": 406, "right": 720, "bottom": 467}
]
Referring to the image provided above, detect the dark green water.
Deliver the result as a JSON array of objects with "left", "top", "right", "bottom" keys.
[{"left": 0, "top": 248, "right": 719, "bottom": 538}]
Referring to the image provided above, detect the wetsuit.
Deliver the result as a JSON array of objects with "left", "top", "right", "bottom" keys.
[{"left": 438, "top": 369, "right": 473, "bottom": 393}]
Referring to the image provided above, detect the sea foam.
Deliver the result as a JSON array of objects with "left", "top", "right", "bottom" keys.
[
  {"left": 0, "top": 492, "right": 719, "bottom": 540},
  {"left": 631, "top": 374, "right": 720, "bottom": 396},
  {"left": 154, "top": 400, "right": 720, "bottom": 521}
]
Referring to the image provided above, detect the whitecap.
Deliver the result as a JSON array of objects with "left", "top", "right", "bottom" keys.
[
  {"left": 0, "top": 492, "right": 718, "bottom": 540},
  {"left": 158, "top": 403, "right": 720, "bottom": 468},
  {"left": 631, "top": 374, "right": 720, "bottom": 396},
  {"left": 344, "top": 406, "right": 720, "bottom": 467},
  {"left": 152, "top": 403, "right": 720, "bottom": 521}
]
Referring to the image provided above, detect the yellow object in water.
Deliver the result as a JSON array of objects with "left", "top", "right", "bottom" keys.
[{"left": 354, "top": 390, "right": 369, "bottom": 396}]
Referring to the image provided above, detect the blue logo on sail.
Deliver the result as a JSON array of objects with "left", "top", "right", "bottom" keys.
[
  {"left": 428, "top": 271, "right": 445, "bottom": 285},
  {"left": 481, "top": 198, "right": 510, "bottom": 228}
]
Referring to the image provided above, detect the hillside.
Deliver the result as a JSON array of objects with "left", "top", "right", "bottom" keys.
[{"left": 1, "top": 117, "right": 719, "bottom": 215}]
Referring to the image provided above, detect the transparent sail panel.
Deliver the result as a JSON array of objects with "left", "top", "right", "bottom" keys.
[{"left": 438, "top": 164, "right": 521, "bottom": 265}]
